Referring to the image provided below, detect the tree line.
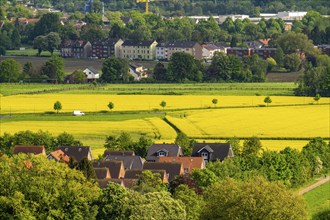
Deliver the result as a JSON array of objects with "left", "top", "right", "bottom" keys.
[
  {"left": 1, "top": 10, "right": 329, "bottom": 55},
  {"left": 1, "top": 0, "right": 329, "bottom": 17}
]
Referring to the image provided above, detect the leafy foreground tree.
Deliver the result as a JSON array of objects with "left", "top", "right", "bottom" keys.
[
  {"left": 96, "top": 182, "right": 186, "bottom": 220},
  {"left": 0, "top": 154, "right": 100, "bottom": 219},
  {"left": 203, "top": 177, "right": 308, "bottom": 220}
]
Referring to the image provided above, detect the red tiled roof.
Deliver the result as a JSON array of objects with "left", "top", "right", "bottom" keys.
[
  {"left": 48, "top": 150, "right": 70, "bottom": 164},
  {"left": 159, "top": 157, "right": 204, "bottom": 173}
]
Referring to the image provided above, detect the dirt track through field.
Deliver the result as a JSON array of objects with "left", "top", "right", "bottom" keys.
[{"left": 299, "top": 176, "right": 330, "bottom": 195}]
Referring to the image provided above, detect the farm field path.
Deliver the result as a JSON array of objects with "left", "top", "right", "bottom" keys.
[{"left": 299, "top": 176, "right": 330, "bottom": 195}]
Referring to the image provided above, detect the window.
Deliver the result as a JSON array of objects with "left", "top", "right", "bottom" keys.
[
  {"left": 158, "top": 151, "right": 166, "bottom": 156},
  {"left": 184, "top": 168, "right": 189, "bottom": 173},
  {"left": 201, "top": 152, "right": 208, "bottom": 158}
]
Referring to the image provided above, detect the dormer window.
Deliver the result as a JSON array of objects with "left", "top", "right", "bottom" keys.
[
  {"left": 65, "top": 148, "right": 68, "bottom": 152},
  {"left": 158, "top": 151, "right": 166, "bottom": 157},
  {"left": 201, "top": 152, "right": 208, "bottom": 158},
  {"left": 78, "top": 148, "right": 82, "bottom": 152}
]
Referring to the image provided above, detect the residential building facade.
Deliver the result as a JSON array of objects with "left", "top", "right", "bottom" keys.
[
  {"left": 156, "top": 41, "right": 203, "bottom": 61},
  {"left": 61, "top": 40, "right": 92, "bottom": 59},
  {"left": 121, "top": 40, "right": 157, "bottom": 60},
  {"left": 92, "top": 38, "right": 123, "bottom": 58}
]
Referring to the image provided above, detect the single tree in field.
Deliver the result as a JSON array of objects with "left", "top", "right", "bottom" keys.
[
  {"left": 108, "top": 102, "right": 114, "bottom": 111},
  {"left": 212, "top": 98, "right": 218, "bottom": 107},
  {"left": 264, "top": 96, "right": 272, "bottom": 106},
  {"left": 313, "top": 94, "right": 321, "bottom": 104},
  {"left": 160, "top": 100, "right": 166, "bottom": 110},
  {"left": 53, "top": 101, "right": 62, "bottom": 114}
]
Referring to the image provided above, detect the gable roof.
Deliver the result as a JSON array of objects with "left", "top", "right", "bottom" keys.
[
  {"left": 94, "top": 168, "right": 111, "bottom": 179},
  {"left": 104, "top": 151, "right": 135, "bottom": 157},
  {"left": 122, "top": 40, "right": 156, "bottom": 47},
  {"left": 84, "top": 67, "right": 98, "bottom": 74},
  {"left": 104, "top": 155, "right": 144, "bottom": 170},
  {"left": 92, "top": 160, "right": 125, "bottom": 179},
  {"left": 158, "top": 156, "right": 205, "bottom": 173},
  {"left": 146, "top": 143, "right": 183, "bottom": 161},
  {"left": 13, "top": 145, "right": 46, "bottom": 155},
  {"left": 192, "top": 143, "right": 233, "bottom": 161},
  {"left": 143, "top": 162, "right": 183, "bottom": 181},
  {"left": 58, "top": 146, "right": 93, "bottom": 162},
  {"left": 47, "top": 150, "right": 70, "bottom": 164}
]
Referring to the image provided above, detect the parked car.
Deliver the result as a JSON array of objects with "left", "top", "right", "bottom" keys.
[{"left": 73, "top": 110, "right": 85, "bottom": 116}]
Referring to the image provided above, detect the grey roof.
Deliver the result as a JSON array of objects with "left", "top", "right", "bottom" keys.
[
  {"left": 146, "top": 144, "right": 183, "bottom": 161},
  {"left": 92, "top": 160, "right": 124, "bottom": 179},
  {"left": 143, "top": 162, "right": 182, "bottom": 181},
  {"left": 94, "top": 168, "right": 110, "bottom": 179},
  {"left": 58, "top": 146, "right": 92, "bottom": 162},
  {"left": 122, "top": 40, "right": 156, "bottom": 47},
  {"left": 192, "top": 143, "right": 233, "bottom": 161},
  {"left": 156, "top": 41, "right": 199, "bottom": 48},
  {"left": 92, "top": 38, "right": 121, "bottom": 46},
  {"left": 85, "top": 67, "right": 98, "bottom": 74},
  {"left": 104, "top": 151, "right": 135, "bottom": 157},
  {"left": 104, "top": 155, "right": 144, "bottom": 170},
  {"left": 202, "top": 44, "right": 220, "bottom": 50}
]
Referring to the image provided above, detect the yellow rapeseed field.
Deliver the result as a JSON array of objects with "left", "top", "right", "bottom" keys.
[
  {"left": 195, "top": 139, "right": 310, "bottom": 151},
  {"left": 1, "top": 94, "right": 329, "bottom": 114},
  {"left": 1, "top": 117, "right": 177, "bottom": 148},
  {"left": 166, "top": 105, "right": 330, "bottom": 138}
]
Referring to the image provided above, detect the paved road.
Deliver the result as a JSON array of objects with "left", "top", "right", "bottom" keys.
[{"left": 299, "top": 176, "right": 330, "bottom": 195}]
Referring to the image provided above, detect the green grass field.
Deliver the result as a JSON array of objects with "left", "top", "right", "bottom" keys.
[
  {"left": 1, "top": 82, "right": 297, "bottom": 96},
  {"left": 304, "top": 182, "right": 330, "bottom": 219},
  {"left": 5, "top": 49, "right": 60, "bottom": 57}
]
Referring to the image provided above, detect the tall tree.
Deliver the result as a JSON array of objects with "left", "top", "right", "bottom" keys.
[
  {"left": 167, "top": 52, "right": 199, "bottom": 82},
  {"left": 33, "top": 13, "right": 60, "bottom": 38},
  {"left": 41, "top": 55, "right": 64, "bottom": 83},
  {"left": 45, "top": 32, "right": 61, "bottom": 55},
  {"left": 0, "top": 58, "right": 21, "bottom": 82},
  {"left": 101, "top": 57, "right": 130, "bottom": 83}
]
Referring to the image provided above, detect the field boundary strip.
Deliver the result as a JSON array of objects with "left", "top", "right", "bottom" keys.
[{"left": 189, "top": 136, "right": 330, "bottom": 141}]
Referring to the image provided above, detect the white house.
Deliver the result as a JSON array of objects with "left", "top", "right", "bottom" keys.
[{"left": 83, "top": 67, "right": 99, "bottom": 82}]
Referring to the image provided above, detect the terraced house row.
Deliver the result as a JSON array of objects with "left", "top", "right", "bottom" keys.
[
  {"left": 61, "top": 38, "right": 277, "bottom": 61},
  {"left": 13, "top": 142, "right": 234, "bottom": 188}
]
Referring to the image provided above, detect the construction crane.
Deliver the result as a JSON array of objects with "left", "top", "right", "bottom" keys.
[{"left": 136, "top": 0, "right": 168, "bottom": 14}]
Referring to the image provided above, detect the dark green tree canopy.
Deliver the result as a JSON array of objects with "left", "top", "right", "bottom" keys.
[{"left": 101, "top": 57, "right": 130, "bottom": 83}]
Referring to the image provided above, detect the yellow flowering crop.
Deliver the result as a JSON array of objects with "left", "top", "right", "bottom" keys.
[{"left": 1, "top": 94, "right": 329, "bottom": 114}]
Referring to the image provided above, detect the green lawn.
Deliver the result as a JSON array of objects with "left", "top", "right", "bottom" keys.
[
  {"left": 6, "top": 49, "right": 60, "bottom": 57},
  {"left": 304, "top": 181, "right": 330, "bottom": 219},
  {"left": 1, "top": 82, "right": 297, "bottom": 96}
]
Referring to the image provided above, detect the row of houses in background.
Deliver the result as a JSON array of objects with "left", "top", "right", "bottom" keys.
[
  {"left": 13, "top": 142, "right": 234, "bottom": 188},
  {"left": 61, "top": 38, "right": 277, "bottom": 61}
]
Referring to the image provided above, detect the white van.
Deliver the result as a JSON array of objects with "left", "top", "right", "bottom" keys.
[{"left": 73, "top": 110, "right": 85, "bottom": 116}]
